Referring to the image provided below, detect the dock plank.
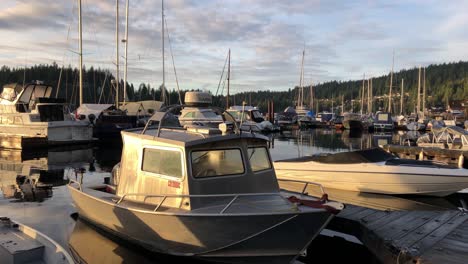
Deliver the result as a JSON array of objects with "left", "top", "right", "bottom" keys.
[
  {"left": 345, "top": 208, "right": 378, "bottom": 222},
  {"left": 396, "top": 210, "right": 462, "bottom": 252},
  {"left": 337, "top": 205, "right": 366, "bottom": 218},
  {"left": 359, "top": 210, "right": 391, "bottom": 225},
  {"left": 365, "top": 211, "right": 410, "bottom": 231},
  {"left": 413, "top": 213, "right": 468, "bottom": 254},
  {"left": 379, "top": 211, "right": 440, "bottom": 241}
]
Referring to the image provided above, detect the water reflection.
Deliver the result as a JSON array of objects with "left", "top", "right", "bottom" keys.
[
  {"left": 0, "top": 128, "right": 465, "bottom": 264},
  {"left": 69, "top": 219, "right": 209, "bottom": 264}
]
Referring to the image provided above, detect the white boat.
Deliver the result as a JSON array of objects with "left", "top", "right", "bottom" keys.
[
  {"left": 0, "top": 82, "right": 94, "bottom": 149},
  {"left": 0, "top": 217, "right": 73, "bottom": 264},
  {"left": 274, "top": 148, "right": 468, "bottom": 197},
  {"left": 417, "top": 126, "right": 468, "bottom": 150},
  {"left": 227, "top": 105, "right": 276, "bottom": 132},
  {"left": 178, "top": 91, "right": 223, "bottom": 128},
  {"left": 68, "top": 107, "right": 343, "bottom": 263}
]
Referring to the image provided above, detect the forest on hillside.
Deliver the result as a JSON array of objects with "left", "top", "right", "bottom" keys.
[{"left": 0, "top": 61, "right": 467, "bottom": 114}]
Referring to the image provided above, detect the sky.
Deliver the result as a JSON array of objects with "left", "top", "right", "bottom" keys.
[{"left": 0, "top": 0, "right": 468, "bottom": 95}]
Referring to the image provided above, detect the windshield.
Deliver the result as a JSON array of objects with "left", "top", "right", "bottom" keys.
[
  {"left": 191, "top": 149, "right": 244, "bottom": 177},
  {"left": 248, "top": 147, "right": 272, "bottom": 172}
]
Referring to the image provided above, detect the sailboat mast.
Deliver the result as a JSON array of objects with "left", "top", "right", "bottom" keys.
[
  {"left": 78, "top": 0, "right": 83, "bottom": 106},
  {"left": 123, "top": 0, "right": 129, "bottom": 105},
  {"left": 388, "top": 51, "right": 394, "bottom": 113},
  {"left": 299, "top": 50, "right": 305, "bottom": 107},
  {"left": 115, "top": 0, "right": 120, "bottom": 108},
  {"left": 400, "top": 78, "right": 404, "bottom": 115},
  {"left": 226, "top": 49, "right": 230, "bottom": 109},
  {"left": 417, "top": 66, "right": 421, "bottom": 116},
  {"left": 422, "top": 67, "right": 426, "bottom": 119},
  {"left": 162, "top": 0, "right": 165, "bottom": 104},
  {"left": 360, "top": 73, "right": 365, "bottom": 115},
  {"left": 341, "top": 95, "right": 344, "bottom": 114},
  {"left": 309, "top": 83, "right": 313, "bottom": 110},
  {"left": 367, "top": 79, "right": 370, "bottom": 114}
]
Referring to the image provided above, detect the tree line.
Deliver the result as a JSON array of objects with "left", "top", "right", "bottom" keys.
[{"left": 0, "top": 61, "right": 466, "bottom": 114}]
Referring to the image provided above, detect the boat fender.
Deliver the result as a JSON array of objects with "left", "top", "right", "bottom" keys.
[{"left": 287, "top": 194, "right": 340, "bottom": 215}]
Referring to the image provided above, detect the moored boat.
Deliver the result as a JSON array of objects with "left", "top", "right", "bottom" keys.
[
  {"left": 68, "top": 108, "right": 343, "bottom": 263},
  {"left": 0, "top": 217, "right": 73, "bottom": 264},
  {"left": 0, "top": 82, "right": 94, "bottom": 149},
  {"left": 274, "top": 148, "right": 468, "bottom": 197}
]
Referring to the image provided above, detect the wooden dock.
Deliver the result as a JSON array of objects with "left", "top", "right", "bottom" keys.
[
  {"left": 328, "top": 205, "right": 468, "bottom": 264},
  {"left": 279, "top": 180, "right": 468, "bottom": 264}
]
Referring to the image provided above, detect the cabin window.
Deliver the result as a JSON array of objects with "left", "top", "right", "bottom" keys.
[
  {"left": 183, "top": 112, "right": 195, "bottom": 118},
  {"left": 248, "top": 147, "right": 272, "bottom": 172},
  {"left": 377, "top": 113, "right": 388, "bottom": 121},
  {"left": 142, "top": 148, "right": 183, "bottom": 178},
  {"left": 191, "top": 149, "right": 244, "bottom": 178}
]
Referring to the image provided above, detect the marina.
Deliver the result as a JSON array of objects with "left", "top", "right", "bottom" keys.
[{"left": 0, "top": 0, "right": 467, "bottom": 263}]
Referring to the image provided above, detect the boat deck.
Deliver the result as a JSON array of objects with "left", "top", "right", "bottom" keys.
[{"left": 328, "top": 205, "right": 468, "bottom": 264}]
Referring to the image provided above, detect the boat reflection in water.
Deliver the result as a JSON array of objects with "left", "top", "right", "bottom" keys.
[
  {"left": 0, "top": 146, "right": 94, "bottom": 202},
  {"left": 69, "top": 219, "right": 208, "bottom": 264}
]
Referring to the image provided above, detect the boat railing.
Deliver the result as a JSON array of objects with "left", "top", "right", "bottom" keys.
[
  {"left": 277, "top": 179, "right": 326, "bottom": 196},
  {"left": 68, "top": 178, "right": 83, "bottom": 191},
  {"left": 115, "top": 192, "right": 285, "bottom": 213}
]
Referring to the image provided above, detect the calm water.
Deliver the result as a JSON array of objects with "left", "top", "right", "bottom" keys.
[{"left": 0, "top": 129, "right": 465, "bottom": 263}]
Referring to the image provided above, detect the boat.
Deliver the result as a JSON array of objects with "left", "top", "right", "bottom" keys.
[
  {"left": 178, "top": 91, "right": 223, "bottom": 128},
  {"left": 274, "top": 147, "right": 468, "bottom": 197},
  {"left": 331, "top": 115, "right": 344, "bottom": 130},
  {"left": 277, "top": 106, "right": 298, "bottom": 131},
  {"left": 373, "top": 111, "right": 394, "bottom": 131},
  {"left": 342, "top": 112, "right": 371, "bottom": 132},
  {"left": 0, "top": 217, "right": 73, "bottom": 264},
  {"left": 75, "top": 103, "right": 135, "bottom": 139},
  {"left": 120, "top": 100, "right": 164, "bottom": 127},
  {"left": 68, "top": 108, "right": 343, "bottom": 263},
  {"left": 0, "top": 82, "right": 94, "bottom": 149},
  {"left": 417, "top": 126, "right": 468, "bottom": 150},
  {"left": 227, "top": 105, "right": 276, "bottom": 132}
]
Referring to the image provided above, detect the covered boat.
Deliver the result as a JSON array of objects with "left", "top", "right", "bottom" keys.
[
  {"left": 0, "top": 82, "right": 94, "bottom": 149},
  {"left": 75, "top": 103, "right": 135, "bottom": 139},
  {"left": 274, "top": 148, "right": 468, "bottom": 197},
  {"left": 68, "top": 109, "right": 343, "bottom": 263}
]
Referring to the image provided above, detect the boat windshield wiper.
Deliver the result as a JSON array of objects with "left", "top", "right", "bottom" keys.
[
  {"left": 249, "top": 148, "right": 256, "bottom": 161},
  {"left": 192, "top": 151, "right": 209, "bottom": 163}
]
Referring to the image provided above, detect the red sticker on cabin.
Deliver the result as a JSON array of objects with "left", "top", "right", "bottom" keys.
[{"left": 168, "top": 181, "right": 180, "bottom": 188}]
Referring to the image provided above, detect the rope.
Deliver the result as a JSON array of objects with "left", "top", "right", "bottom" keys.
[
  {"left": 164, "top": 16, "right": 182, "bottom": 105},
  {"left": 215, "top": 51, "right": 229, "bottom": 97}
]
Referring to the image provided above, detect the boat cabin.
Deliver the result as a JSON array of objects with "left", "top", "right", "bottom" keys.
[
  {"left": 227, "top": 105, "right": 265, "bottom": 123},
  {"left": 116, "top": 121, "right": 279, "bottom": 211},
  {"left": 373, "top": 112, "right": 394, "bottom": 130},
  {"left": 0, "top": 82, "right": 67, "bottom": 121}
]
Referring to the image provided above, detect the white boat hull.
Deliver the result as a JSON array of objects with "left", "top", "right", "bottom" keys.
[
  {"left": 0, "top": 121, "right": 93, "bottom": 149},
  {"left": 274, "top": 161, "right": 468, "bottom": 196}
]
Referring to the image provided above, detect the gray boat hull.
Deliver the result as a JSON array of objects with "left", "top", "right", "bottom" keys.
[{"left": 69, "top": 185, "right": 334, "bottom": 263}]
